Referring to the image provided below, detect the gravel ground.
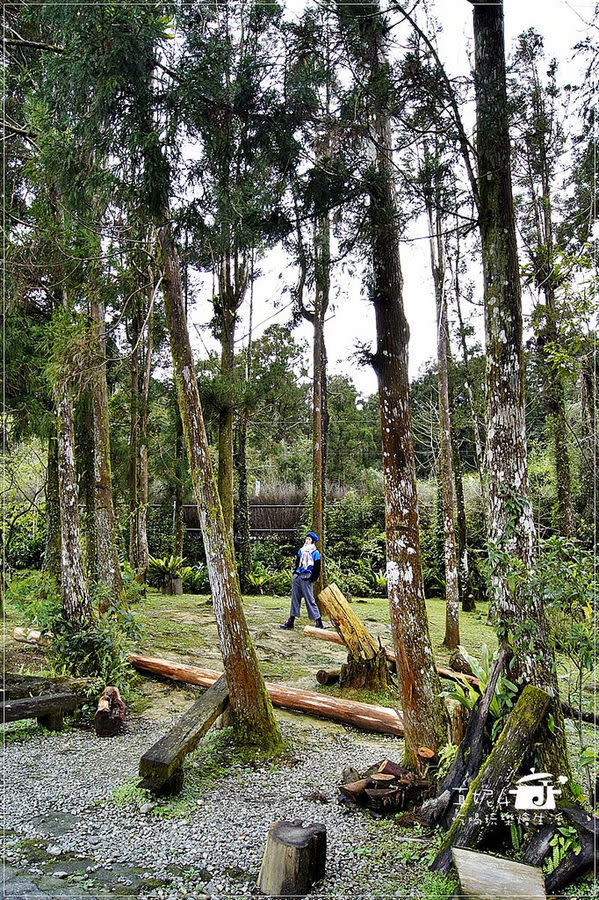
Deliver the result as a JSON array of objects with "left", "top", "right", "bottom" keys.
[{"left": 3, "top": 714, "right": 424, "bottom": 900}]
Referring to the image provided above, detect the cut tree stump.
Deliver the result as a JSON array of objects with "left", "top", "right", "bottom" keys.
[
  {"left": 452, "top": 848, "right": 546, "bottom": 900},
  {"left": 95, "top": 686, "right": 127, "bottom": 737},
  {"left": 128, "top": 654, "right": 404, "bottom": 737},
  {"left": 257, "top": 820, "right": 326, "bottom": 897},
  {"left": 139, "top": 673, "right": 229, "bottom": 794},
  {"left": 431, "top": 684, "right": 551, "bottom": 875},
  {"left": 317, "top": 583, "right": 388, "bottom": 690},
  {"left": 1, "top": 692, "right": 85, "bottom": 730},
  {"left": 303, "top": 625, "right": 481, "bottom": 689}
]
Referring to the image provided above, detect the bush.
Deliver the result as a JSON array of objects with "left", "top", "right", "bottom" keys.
[
  {"left": 7, "top": 570, "right": 61, "bottom": 632},
  {"left": 6, "top": 526, "right": 45, "bottom": 570},
  {"left": 181, "top": 564, "right": 211, "bottom": 594},
  {"left": 148, "top": 555, "right": 186, "bottom": 586}
]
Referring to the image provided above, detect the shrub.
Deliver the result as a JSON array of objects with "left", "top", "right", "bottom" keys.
[
  {"left": 148, "top": 555, "right": 186, "bottom": 586},
  {"left": 6, "top": 526, "right": 45, "bottom": 570},
  {"left": 181, "top": 564, "right": 211, "bottom": 594},
  {"left": 6, "top": 571, "right": 62, "bottom": 632}
]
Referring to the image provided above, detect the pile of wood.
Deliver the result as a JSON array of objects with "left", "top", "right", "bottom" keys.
[{"left": 339, "top": 759, "right": 434, "bottom": 814}]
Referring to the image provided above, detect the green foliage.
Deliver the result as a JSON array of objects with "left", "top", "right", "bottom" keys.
[
  {"left": 48, "top": 613, "right": 134, "bottom": 693},
  {"left": 437, "top": 742, "right": 460, "bottom": 780},
  {"left": 148, "top": 555, "right": 186, "bottom": 583},
  {"left": 440, "top": 644, "right": 519, "bottom": 737},
  {"left": 122, "top": 561, "right": 146, "bottom": 606},
  {"left": 246, "top": 561, "right": 292, "bottom": 597},
  {"left": 6, "top": 527, "right": 45, "bottom": 570},
  {"left": 544, "top": 825, "right": 582, "bottom": 876},
  {"left": 7, "top": 570, "right": 61, "bottom": 633},
  {"left": 181, "top": 564, "right": 211, "bottom": 594}
]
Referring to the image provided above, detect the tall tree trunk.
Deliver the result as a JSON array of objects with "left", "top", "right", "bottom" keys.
[
  {"left": 311, "top": 213, "right": 330, "bottom": 597},
  {"left": 451, "top": 421, "right": 476, "bottom": 611},
  {"left": 424, "top": 179, "right": 460, "bottom": 649},
  {"left": 128, "top": 307, "right": 140, "bottom": 569},
  {"left": 235, "top": 410, "right": 252, "bottom": 591},
  {"left": 158, "top": 213, "right": 282, "bottom": 751},
  {"left": 471, "top": 0, "right": 570, "bottom": 778},
  {"left": 90, "top": 296, "right": 125, "bottom": 612},
  {"left": 44, "top": 433, "right": 61, "bottom": 579},
  {"left": 136, "top": 279, "right": 153, "bottom": 582},
  {"left": 173, "top": 402, "right": 185, "bottom": 558},
  {"left": 581, "top": 363, "right": 598, "bottom": 524},
  {"left": 338, "top": 3, "right": 447, "bottom": 767},
  {"left": 79, "top": 395, "right": 97, "bottom": 583},
  {"left": 56, "top": 389, "right": 91, "bottom": 625},
  {"left": 217, "top": 259, "right": 239, "bottom": 550}
]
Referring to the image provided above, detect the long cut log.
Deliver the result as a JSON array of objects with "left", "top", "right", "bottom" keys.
[
  {"left": 431, "top": 685, "right": 551, "bottom": 875},
  {"left": 317, "top": 584, "right": 379, "bottom": 659},
  {"left": 128, "top": 654, "right": 404, "bottom": 737},
  {"left": 1, "top": 692, "right": 84, "bottom": 726}
]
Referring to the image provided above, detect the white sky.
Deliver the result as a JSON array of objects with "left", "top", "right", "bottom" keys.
[{"left": 185, "top": 0, "right": 594, "bottom": 398}]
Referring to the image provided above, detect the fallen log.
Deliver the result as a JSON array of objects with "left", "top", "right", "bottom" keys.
[
  {"left": 95, "top": 686, "right": 127, "bottom": 737},
  {"left": 1, "top": 673, "right": 92, "bottom": 701},
  {"left": 304, "top": 626, "right": 482, "bottom": 689},
  {"left": 13, "top": 627, "right": 52, "bottom": 647},
  {"left": 431, "top": 684, "right": 551, "bottom": 875},
  {"left": 560, "top": 701, "right": 599, "bottom": 726},
  {"left": 317, "top": 584, "right": 388, "bottom": 690},
  {"left": 128, "top": 654, "right": 404, "bottom": 737},
  {"left": 316, "top": 669, "right": 340, "bottom": 686},
  {"left": 139, "top": 673, "right": 229, "bottom": 793}
]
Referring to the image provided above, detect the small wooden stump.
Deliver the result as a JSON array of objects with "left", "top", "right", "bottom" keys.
[
  {"left": 95, "top": 686, "right": 127, "bottom": 737},
  {"left": 452, "top": 848, "right": 546, "bottom": 900},
  {"left": 257, "top": 820, "right": 326, "bottom": 897}
]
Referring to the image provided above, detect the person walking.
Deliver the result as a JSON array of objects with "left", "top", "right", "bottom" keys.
[{"left": 280, "top": 531, "right": 324, "bottom": 629}]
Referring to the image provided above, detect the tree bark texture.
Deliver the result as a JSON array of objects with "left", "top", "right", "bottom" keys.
[
  {"left": 136, "top": 279, "right": 153, "bottom": 582},
  {"left": 425, "top": 182, "right": 460, "bottom": 649},
  {"left": 56, "top": 390, "right": 92, "bottom": 625},
  {"left": 90, "top": 295, "right": 125, "bottom": 613},
  {"left": 79, "top": 395, "right": 97, "bottom": 583},
  {"left": 158, "top": 215, "right": 281, "bottom": 751},
  {"left": 128, "top": 306, "right": 140, "bottom": 569},
  {"left": 342, "top": 4, "right": 447, "bottom": 767},
  {"left": 235, "top": 410, "right": 252, "bottom": 590},
  {"left": 451, "top": 425, "right": 476, "bottom": 611},
  {"left": 173, "top": 404, "right": 185, "bottom": 558},
  {"left": 471, "top": 0, "right": 570, "bottom": 779},
  {"left": 311, "top": 213, "right": 330, "bottom": 597},
  {"left": 44, "top": 433, "right": 61, "bottom": 579}
]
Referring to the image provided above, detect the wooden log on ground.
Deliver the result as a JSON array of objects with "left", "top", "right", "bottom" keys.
[
  {"left": 452, "top": 848, "right": 546, "bottom": 900},
  {"left": 316, "top": 669, "right": 340, "bottom": 686},
  {"left": 317, "top": 583, "right": 388, "bottom": 690},
  {"left": 94, "top": 686, "right": 127, "bottom": 737},
  {"left": 128, "top": 654, "right": 404, "bottom": 737},
  {"left": 139, "top": 673, "right": 229, "bottom": 793},
  {"left": 1, "top": 693, "right": 85, "bottom": 729},
  {"left": 431, "top": 684, "right": 551, "bottom": 875},
  {"left": 303, "top": 625, "right": 481, "bottom": 688},
  {"left": 1, "top": 674, "right": 92, "bottom": 701},
  {"left": 13, "top": 627, "right": 52, "bottom": 647},
  {"left": 257, "top": 820, "right": 326, "bottom": 897}
]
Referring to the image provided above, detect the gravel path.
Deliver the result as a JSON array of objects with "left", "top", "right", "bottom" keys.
[{"left": 3, "top": 713, "right": 420, "bottom": 900}]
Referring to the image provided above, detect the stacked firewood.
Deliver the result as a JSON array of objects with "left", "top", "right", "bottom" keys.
[{"left": 339, "top": 759, "right": 434, "bottom": 814}]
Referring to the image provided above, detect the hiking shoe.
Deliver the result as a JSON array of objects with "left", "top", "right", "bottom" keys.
[
  {"left": 314, "top": 617, "right": 324, "bottom": 629},
  {"left": 280, "top": 617, "right": 295, "bottom": 630}
]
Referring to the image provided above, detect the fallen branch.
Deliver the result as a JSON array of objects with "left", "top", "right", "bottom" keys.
[{"left": 128, "top": 653, "right": 404, "bottom": 737}]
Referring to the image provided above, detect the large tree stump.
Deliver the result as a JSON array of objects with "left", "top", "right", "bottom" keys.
[
  {"left": 317, "top": 583, "right": 388, "bottom": 690},
  {"left": 94, "top": 686, "right": 127, "bottom": 737},
  {"left": 431, "top": 684, "right": 551, "bottom": 874},
  {"left": 257, "top": 820, "right": 326, "bottom": 897}
]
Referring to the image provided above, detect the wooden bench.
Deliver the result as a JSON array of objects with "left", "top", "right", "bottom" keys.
[
  {"left": 1, "top": 692, "right": 86, "bottom": 731},
  {"left": 139, "top": 673, "right": 229, "bottom": 794}
]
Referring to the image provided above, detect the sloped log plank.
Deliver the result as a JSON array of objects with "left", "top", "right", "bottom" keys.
[
  {"left": 431, "top": 685, "right": 551, "bottom": 875},
  {"left": 139, "top": 673, "right": 229, "bottom": 792},
  {"left": 317, "top": 584, "right": 380, "bottom": 659},
  {"left": 128, "top": 654, "right": 404, "bottom": 737}
]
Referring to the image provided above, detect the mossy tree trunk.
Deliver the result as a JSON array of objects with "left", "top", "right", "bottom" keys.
[
  {"left": 336, "top": 1, "right": 448, "bottom": 768},
  {"left": 128, "top": 301, "right": 140, "bottom": 570},
  {"left": 158, "top": 211, "right": 282, "bottom": 751},
  {"left": 44, "top": 433, "right": 61, "bottom": 579},
  {"left": 136, "top": 274, "right": 153, "bottom": 582},
  {"left": 90, "top": 295, "right": 125, "bottom": 612},
  {"left": 471, "top": 0, "right": 570, "bottom": 780}
]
